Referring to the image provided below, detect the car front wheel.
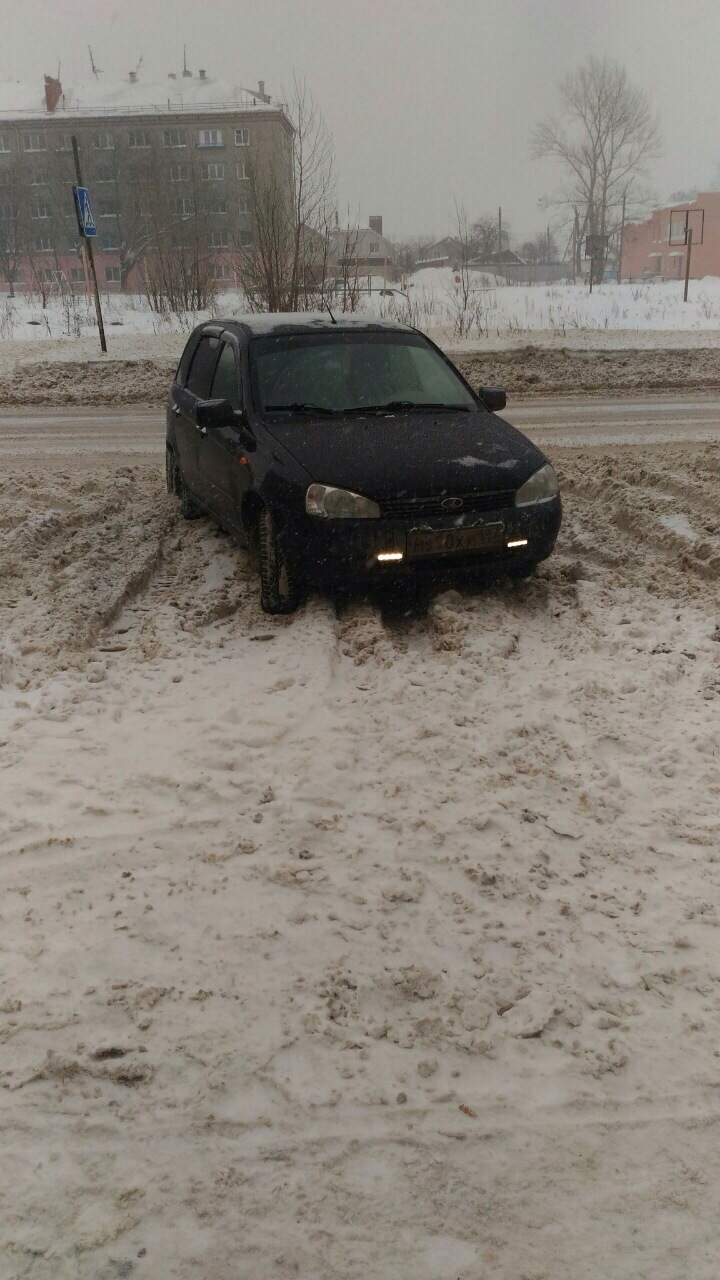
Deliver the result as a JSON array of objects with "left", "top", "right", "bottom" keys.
[
  {"left": 259, "top": 507, "right": 301, "bottom": 614},
  {"left": 508, "top": 560, "right": 538, "bottom": 581}
]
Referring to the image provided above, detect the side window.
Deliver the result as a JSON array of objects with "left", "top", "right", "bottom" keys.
[
  {"left": 185, "top": 335, "right": 221, "bottom": 398},
  {"left": 210, "top": 342, "right": 241, "bottom": 409}
]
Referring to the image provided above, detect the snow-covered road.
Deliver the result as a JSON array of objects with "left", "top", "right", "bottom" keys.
[
  {"left": 2, "top": 394, "right": 720, "bottom": 464},
  {"left": 1, "top": 418, "right": 719, "bottom": 1278}
]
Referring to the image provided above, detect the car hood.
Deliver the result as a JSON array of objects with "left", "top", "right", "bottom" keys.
[{"left": 264, "top": 410, "right": 546, "bottom": 498}]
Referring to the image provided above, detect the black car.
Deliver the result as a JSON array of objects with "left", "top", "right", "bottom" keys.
[{"left": 166, "top": 314, "right": 561, "bottom": 613}]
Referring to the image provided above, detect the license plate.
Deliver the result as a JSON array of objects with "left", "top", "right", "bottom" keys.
[{"left": 406, "top": 523, "right": 504, "bottom": 558}]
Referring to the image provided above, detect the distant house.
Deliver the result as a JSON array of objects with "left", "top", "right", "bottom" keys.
[
  {"left": 415, "top": 237, "right": 465, "bottom": 269},
  {"left": 469, "top": 249, "right": 525, "bottom": 270},
  {"left": 330, "top": 223, "right": 402, "bottom": 283},
  {"left": 621, "top": 193, "right": 719, "bottom": 281}
]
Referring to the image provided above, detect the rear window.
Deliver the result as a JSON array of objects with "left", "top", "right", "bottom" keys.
[{"left": 185, "top": 335, "right": 221, "bottom": 399}]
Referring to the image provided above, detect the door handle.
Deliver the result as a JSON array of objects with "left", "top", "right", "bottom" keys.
[{"left": 172, "top": 405, "right": 181, "bottom": 416}]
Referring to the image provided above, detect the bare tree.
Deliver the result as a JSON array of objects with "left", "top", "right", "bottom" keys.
[
  {"left": 234, "top": 77, "right": 336, "bottom": 311},
  {"left": 532, "top": 56, "right": 660, "bottom": 283},
  {"left": 446, "top": 200, "right": 480, "bottom": 337},
  {"left": 520, "top": 230, "right": 559, "bottom": 264},
  {"left": 393, "top": 235, "right": 427, "bottom": 275},
  {"left": 329, "top": 220, "right": 363, "bottom": 312},
  {"left": 0, "top": 153, "right": 28, "bottom": 296},
  {"left": 470, "top": 214, "right": 500, "bottom": 262}
]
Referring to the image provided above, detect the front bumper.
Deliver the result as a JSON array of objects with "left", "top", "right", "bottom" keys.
[{"left": 276, "top": 497, "right": 562, "bottom": 588}]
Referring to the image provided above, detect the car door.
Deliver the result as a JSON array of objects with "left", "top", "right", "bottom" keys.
[
  {"left": 194, "top": 337, "right": 251, "bottom": 529},
  {"left": 173, "top": 333, "right": 222, "bottom": 501}
]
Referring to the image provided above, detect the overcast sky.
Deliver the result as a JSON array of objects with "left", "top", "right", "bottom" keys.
[{"left": 1, "top": 0, "right": 718, "bottom": 244}]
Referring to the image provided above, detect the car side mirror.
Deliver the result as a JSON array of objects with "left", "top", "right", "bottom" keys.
[
  {"left": 195, "top": 398, "right": 234, "bottom": 429},
  {"left": 479, "top": 386, "right": 506, "bottom": 413}
]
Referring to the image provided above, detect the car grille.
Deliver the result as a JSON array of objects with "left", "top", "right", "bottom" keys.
[{"left": 379, "top": 489, "right": 515, "bottom": 520}]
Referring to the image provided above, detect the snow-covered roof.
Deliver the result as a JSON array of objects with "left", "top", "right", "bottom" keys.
[{"left": 0, "top": 73, "right": 285, "bottom": 121}]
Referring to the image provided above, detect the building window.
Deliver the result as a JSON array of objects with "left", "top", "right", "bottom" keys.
[
  {"left": 169, "top": 163, "right": 190, "bottom": 182},
  {"left": 205, "top": 197, "right": 227, "bottom": 215},
  {"left": 234, "top": 128, "right": 249, "bottom": 147},
  {"left": 211, "top": 263, "right": 232, "bottom": 281},
  {"left": 105, "top": 266, "right": 121, "bottom": 283},
  {"left": 238, "top": 195, "right": 250, "bottom": 214},
  {"left": 0, "top": 134, "right": 11, "bottom": 153},
  {"left": 198, "top": 129, "right": 224, "bottom": 148},
  {"left": 211, "top": 229, "right": 229, "bottom": 248},
  {"left": 237, "top": 162, "right": 249, "bottom": 181},
  {"left": 23, "top": 133, "right": 47, "bottom": 152},
  {"left": 99, "top": 199, "right": 118, "bottom": 218},
  {"left": 92, "top": 132, "right": 115, "bottom": 150},
  {"left": 164, "top": 129, "right": 187, "bottom": 148},
  {"left": 32, "top": 202, "right": 49, "bottom": 219},
  {"left": 101, "top": 230, "right": 121, "bottom": 250},
  {"left": 32, "top": 236, "right": 52, "bottom": 252},
  {"left": 55, "top": 133, "right": 72, "bottom": 152},
  {"left": 169, "top": 196, "right": 192, "bottom": 219},
  {"left": 0, "top": 201, "right": 15, "bottom": 219},
  {"left": 14, "top": 268, "right": 25, "bottom": 284},
  {"left": 201, "top": 162, "right": 225, "bottom": 181},
  {"left": 70, "top": 267, "right": 86, "bottom": 284},
  {"left": 369, "top": 241, "right": 380, "bottom": 254},
  {"left": 30, "top": 169, "right": 48, "bottom": 186},
  {"left": 128, "top": 129, "right": 151, "bottom": 149},
  {"left": 97, "top": 165, "right": 118, "bottom": 183},
  {"left": 241, "top": 231, "right": 254, "bottom": 249},
  {"left": 36, "top": 267, "right": 59, "bottom": 283}
]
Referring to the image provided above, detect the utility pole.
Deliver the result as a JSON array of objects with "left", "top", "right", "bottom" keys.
[
  {"left": 684, "top": 227, "right": 693, "bottom": 303},
  {"left": 498, "top": 206, "right": 502, "bottom": 252},
  {"left": 71, "top": 136, "right": 107, "bottom": 353}
]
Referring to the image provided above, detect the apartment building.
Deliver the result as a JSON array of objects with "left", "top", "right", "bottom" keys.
[{"left": 0, "top": 68, "right": 294, "bottom": 292}]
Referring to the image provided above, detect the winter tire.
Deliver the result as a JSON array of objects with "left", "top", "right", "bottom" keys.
[
  {"left": 508, "top": 561, "right": 538, "bottom": 581},
  {"left": 259, "top": 506, "right": 300, "bottom": 614}
]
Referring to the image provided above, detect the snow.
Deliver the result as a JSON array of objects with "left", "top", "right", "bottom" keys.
[
  {"left": 5, "top": 277, "right": 720, "bottom": 354},
  {"left": 0, "top": 73, "right": 278, "bottom": 119},
  {"left": 366, "top": 269, "right": 720, "bottom": 344},
  {"left": 659, "top": 512, "right": 697, "bottom": 541},
  {"left": 1, "top": 417, "right": 720, "bottom": 1276}
]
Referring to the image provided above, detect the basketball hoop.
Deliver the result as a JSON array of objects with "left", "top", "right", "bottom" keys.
[
  {"left": 668, "top": 208, "right": 704, "bottom": 302},
  {"left": 669, "top": 208, "right": 704, "bottom": 246}
]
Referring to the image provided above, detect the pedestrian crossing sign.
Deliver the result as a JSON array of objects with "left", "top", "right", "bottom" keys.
[{"left": 73, "top": 185, "right": 97, "bottom": 237}]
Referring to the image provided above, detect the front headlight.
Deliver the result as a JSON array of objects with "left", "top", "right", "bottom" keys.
[
  {"left": 306, "top": 484, "right": 381, "bottom": 519},
  {"left": 515, "top": 463, "right": 559, "bottom": 506}
]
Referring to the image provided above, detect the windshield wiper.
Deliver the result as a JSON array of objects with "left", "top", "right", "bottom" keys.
[
  {"left": 264, "top": 402, "right": 337, "bottom": 416},
  {"left": 342, "top": 401, "right": 474, "bottom": 415}
]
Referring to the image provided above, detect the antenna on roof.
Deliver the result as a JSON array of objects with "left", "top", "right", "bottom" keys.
[
  {"left": 183, "top": 44, "right": 192, "bottom": 77},
  {"left": 133, "top": 55, "right": 143, "bottom": 77},
  {"left": 88, "top": 46, "right": 102, "bottom": 79}
]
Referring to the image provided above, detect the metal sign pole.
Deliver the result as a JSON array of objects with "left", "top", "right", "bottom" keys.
[
  {"left": 71, "top": 135, "right": 107, "bottom": 353},
  {"left": 683, "top": 227, "right": 693, "bottom": 303}
]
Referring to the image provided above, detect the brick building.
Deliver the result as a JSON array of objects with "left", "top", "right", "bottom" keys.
[
  {"left": 621, "top": 194, "right": 720, "bottom": 282},
  {"left": 0, "top": 68, "right": 293, "bottom": 293}
]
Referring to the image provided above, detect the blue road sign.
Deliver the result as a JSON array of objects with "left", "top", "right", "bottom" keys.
[{"left": 73, "top": 185, "right": 97, "bottom": 238}]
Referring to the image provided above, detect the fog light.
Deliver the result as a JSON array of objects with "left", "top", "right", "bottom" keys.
[
  {"left": 377, "top": 551, "right": 404, "bottom": 562},
  {"left": 507, "top": 538, "right": 528, "bottom": 549}
]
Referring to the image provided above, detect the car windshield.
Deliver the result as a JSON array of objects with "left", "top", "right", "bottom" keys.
[{"left": 249, "top": 331, "right": 478, "bottom": 415}]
